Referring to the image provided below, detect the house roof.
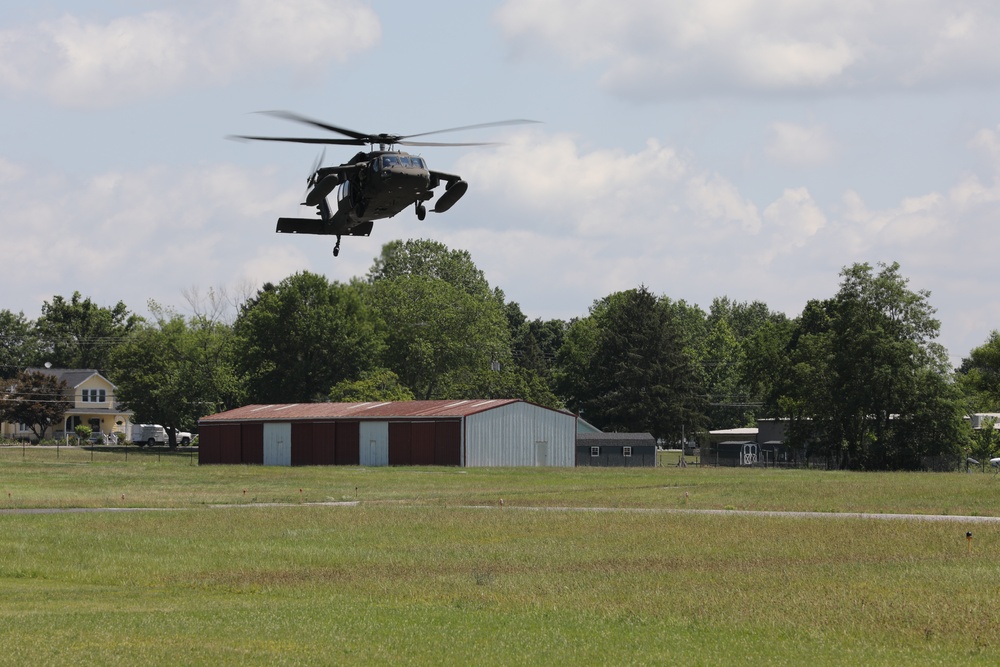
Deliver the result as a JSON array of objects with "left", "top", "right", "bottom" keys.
[
  {"left": 708, "top": 427, "right": 759, "bottom": 436},
  {"left": 576, "top": 432, "right": 656, "bottom": 446},
  {"left": 200, "top": 399, "right": 564, "bottom": 423},
  {"left": 25, "top": 367, "right": 115, "bottom": 389}
]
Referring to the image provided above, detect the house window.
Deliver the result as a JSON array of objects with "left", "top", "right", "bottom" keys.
[
  {"left": 590, "top": 446, "right": 600, "bottom": 457},
  {"left": 82, "top": 389, "right": 107, "bottom": 403},
  {"left": 623, "top": 446, "right": 632, "bottom": 457}
]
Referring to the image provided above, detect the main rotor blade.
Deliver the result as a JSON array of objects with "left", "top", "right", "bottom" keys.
[
  {"left": 228, "top": 135, "right": 365, "bottom": 146},
  {"left": 398, "top": 140, "right": 502, "bottom": 147},
  {"left": 400, "top": 119, "right": 541, "bottom": 141},
  {"left": 258, "top": 110, "right": 370, "bottom": 141}
]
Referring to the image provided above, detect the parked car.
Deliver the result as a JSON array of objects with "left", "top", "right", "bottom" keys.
[{"left": 130, "top": 424, "right": 192, "bottom": 448}]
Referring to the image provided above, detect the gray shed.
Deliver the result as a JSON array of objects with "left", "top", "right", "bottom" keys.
[{"left": 575, "top": 432, "right": 657, "bottom": 467}]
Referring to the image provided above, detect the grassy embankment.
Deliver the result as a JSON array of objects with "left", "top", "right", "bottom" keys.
[{"left": 2, "top": 446, "right": 1000, "bottom": 665}]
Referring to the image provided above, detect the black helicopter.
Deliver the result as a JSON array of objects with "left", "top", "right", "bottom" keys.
[{"left": 232, "top": 111, "right": 537, "bottom": 256}]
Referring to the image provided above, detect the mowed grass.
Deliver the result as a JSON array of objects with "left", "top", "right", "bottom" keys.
[
  {"left": 4, "top": 446, "right": 1000, "bottom": 516},
  {"left": 2, "top": 448, "right": 1000, "bottom": 664}
]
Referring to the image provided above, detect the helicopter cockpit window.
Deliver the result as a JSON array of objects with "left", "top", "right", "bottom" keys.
[
  {"left": 381, "top": 155, "right": 399, "bottom": 168},
  {"left": 398, "top": 156, "right": 412, "bottom": 167},
  {"left": 410, "top": 157, "right": 425, "bottom": 169}
]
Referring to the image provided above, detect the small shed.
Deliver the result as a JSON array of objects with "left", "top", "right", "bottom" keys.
[
  {"left": 575, "top": 432, "right": 657, "bottom": 467},
  {"left": 198, "top": 399, "right": 576, "bottom": 468}
]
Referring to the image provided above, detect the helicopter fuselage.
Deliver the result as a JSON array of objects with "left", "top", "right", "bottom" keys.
[
  {"left": 238, "top": 110, "right": 534, "bottom": 256},
  {"left": 277, "top": 150, "right": 467, "bottom": 249},
  {"left": 331, "top": 150, "right": 433, "bottom": 226}
]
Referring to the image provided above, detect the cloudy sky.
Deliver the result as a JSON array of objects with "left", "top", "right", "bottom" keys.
[{"left": 2, "top": 0, "right": 1000, "bottom": 363}]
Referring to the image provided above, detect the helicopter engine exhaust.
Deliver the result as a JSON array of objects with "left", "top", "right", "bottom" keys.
[
  {"left": 433, "top": 180, "right": 468, "bottom": 213},
  {"left": 305, "top": 175, "right": 341, "bottom": 207}
]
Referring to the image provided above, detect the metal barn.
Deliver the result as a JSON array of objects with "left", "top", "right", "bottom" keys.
[{"left": 198, "top": 399, "right": 576, "bottom": 468}]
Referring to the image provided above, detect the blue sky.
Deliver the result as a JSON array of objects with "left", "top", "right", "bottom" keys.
[{"left": 2, "top": 0, "right": 1000, "bottom": 364}]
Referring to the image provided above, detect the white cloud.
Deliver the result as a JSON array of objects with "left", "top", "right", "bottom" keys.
[
  {"left": 0, "top": 0, "right": 381, "bottom": 107},
  {"left": 971, "top": 124, "right": 1000, "bottom": 172},
  {"left": 765, "top": 122, "right": 835, "bottom": 167},
  {"left": 0, "top": 157, "right": 310, "bottom": 316},
  {"left": 446, "top": 124, "right": 1000, "bottom": 360},
  {"left": 5, "top": 121, "right": 1000, "bottom": 363},
  {"left": 0, "top": 157, "right": 25, "bottom": 183},
  {"left": 495, "top": 0, "right": 1000, "bottom": 98},
  {"left": 760, "top": 187, "right": 827, "bottom": 262},
  {"left": 455, "top": 132, "right": 753, "bottom": 238},
  {"left": 685, "top": 173, "right": 761, "bottom": 233}
]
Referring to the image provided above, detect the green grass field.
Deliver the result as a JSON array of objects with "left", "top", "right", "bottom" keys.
[{"left": 2, "top": 446, "right": 1000, "bottom": 665}]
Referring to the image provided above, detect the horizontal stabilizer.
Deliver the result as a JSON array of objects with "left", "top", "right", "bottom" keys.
[
  {"left": 343, "top": 221, "right": 373, "bottom": 237},
  {"left": 276, "top": 218, "right": 326, "bottom": 235},
  {"left": 275, "top": 218, "right": 374, "bottom": 237}
]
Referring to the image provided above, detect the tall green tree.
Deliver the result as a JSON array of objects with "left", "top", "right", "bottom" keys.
[
  {"left": 232, "top": 273, "right": 381, "bottom": 403},
  {"left": 368, "top": 238, "right": 495, "bottom": 300},
  {"left": 328, "top": 368, "right": 415, "bottom": 403},
  {"left": 0, "top": 370, "right": 71, "bottom": 442},
  {"left": 365, "top": 239, "right": 561, "bottom": 405},
  {"left": 0, "top": 310, "right": 40, "bottom": 378},
  {"left": 34, "top": 292, "right": 140, "bottom": 371},
  {"left": 768, "top": 262, "right": 964, "bottom": 469},
  {"left": 700, "top": 317, "right": 747, "bottom": 428},
  {"left": 700, "top": 297, "right": 789, "bottom": 429},
  {"left": 558, "top": 286, "right": 706, "bottom": 441},
  {"left": 956, "top": 331, "right": 1000, "bottom": 411},
  {"left": 368, "top": 274, "right": 512, "bottom": 399},
  {"left": 109, "top": 303, "right": 239, "bottom": 447}
]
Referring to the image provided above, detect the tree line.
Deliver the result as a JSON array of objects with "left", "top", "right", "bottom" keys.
[{"left": 2, "top": 239, "right": 1000, "bottom": 468}]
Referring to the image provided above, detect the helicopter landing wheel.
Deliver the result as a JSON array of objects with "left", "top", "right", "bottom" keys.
[
  {"left": 416, "top": 203, "right": 426, "bottom": 221},
  {"left": 333, "top": 236, "right": 341, "bottom": 257}
]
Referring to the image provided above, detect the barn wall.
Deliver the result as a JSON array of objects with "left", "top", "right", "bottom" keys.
[
  {"left": 198, "top": 423, "right": 222, "bottom": 464},
  {"left": 219, "top": 424, "right": 242, "bottom": 464},
  {"left": 242, "top": 423, "right": 264, "bottom": 464},
  {"left": 313, "top": 422, "right": 337, "bottom": 465},
  {"left": 388, "top": 422, "right": 412, "bottom": 465},
  {"left": 386, "top": 420, "right": 462, "bottom": 466},
  {"left": 291, "top": 422, "right": 313, "bottom": 466},
  {"left": 335, "top": 421, "right": 359, "bottom": 465},
  {"left": 412, "top": 422, "right": 436, "bottom": 465},
  {"left": 435, "top": 420, "right": 461, "bottom": 466},
  {"left": 465, "top": 403, "right": 575, "bottom": 467}
]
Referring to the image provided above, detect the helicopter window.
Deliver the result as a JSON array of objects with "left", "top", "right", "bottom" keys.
[
  {"left": 398, "top": 156, "right": 412, "bottom": 167},
  {"left": 410, "top": 157, "right": 425, "bottom": 169},
  {"left": 381, "top": 155, "right": 399, "bottom": 168}
]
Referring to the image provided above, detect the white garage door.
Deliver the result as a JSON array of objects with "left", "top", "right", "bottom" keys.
[
  {"left": 359, "top": 421, "right": 388, "bottom": 466},
  {"left": 263, "top": 422, "right": 291, "bottom": 466}
]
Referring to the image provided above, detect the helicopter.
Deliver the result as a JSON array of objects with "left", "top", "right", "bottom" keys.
[{"left": 231, "top": 111, "right": 538, "bottom": 256}]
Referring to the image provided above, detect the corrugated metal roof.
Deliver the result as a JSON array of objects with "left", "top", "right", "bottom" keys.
[{"left": 200, "top": 399, "right": 542, "bottom": 423}]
